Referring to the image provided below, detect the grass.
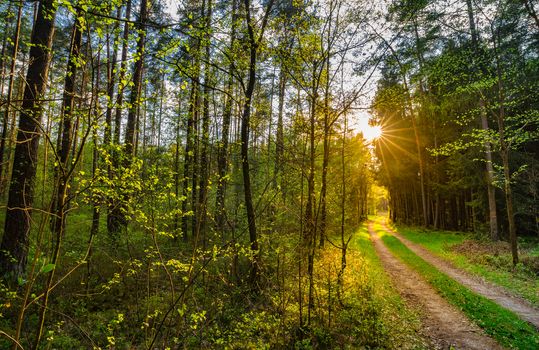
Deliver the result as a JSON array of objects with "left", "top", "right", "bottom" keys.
[
  {"left": 338, "top": 224, "right": 428, "bottom": 349},
  {"left": 394, "top": 224, "right": 539, "bottom": 307},
  {"left": 374, "top": 222, "right": 539, "bottom": 349}
]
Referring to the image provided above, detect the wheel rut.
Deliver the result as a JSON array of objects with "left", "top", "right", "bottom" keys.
[{"left": 368, "top": 221, "right": 503, "bottom": 350}]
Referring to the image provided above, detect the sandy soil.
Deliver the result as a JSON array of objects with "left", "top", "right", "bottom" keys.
[
  {"left": 368, "top": 221, "right": 504, "bottom": 350},
  {"left": 382, "top": 222, "right": 539, "bottom": 330}
]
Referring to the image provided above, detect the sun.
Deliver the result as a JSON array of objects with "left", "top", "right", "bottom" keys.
[{"left": 362, "top": 124, "right": 383, "bottom": 142}]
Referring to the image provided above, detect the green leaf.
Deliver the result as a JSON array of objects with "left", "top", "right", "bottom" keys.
[
  {"left": 17, "top": 276, "right": 26, "bottom": 286},
  {"left": 40, "top": 263, "right": 56, "bottom": 274}
]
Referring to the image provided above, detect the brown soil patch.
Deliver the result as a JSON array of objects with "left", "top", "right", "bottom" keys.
[
  {"left": 383, "top": 222, "right": 539, "bottom": 330},
  {"left": 368, "top": 222, "right": 504, "bottom": 350},
  {"left": 452, "top": 240, "right": 539, "bottom": 276},
  {"left": 451, "top": 239, "right": 511, "bottom": 258}
]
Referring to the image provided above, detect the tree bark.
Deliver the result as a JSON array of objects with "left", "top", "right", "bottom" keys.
[
  {"left": 466, "top": 0, "right": 499, "bottom": 240},
  {"left": 108, "top": 0, "right": 132, "bottom": 235},
  {"left": 113, "top": 0, "right": 148, "bottom": 231},
  {"left": 306, "top": 62, "right": 318, "bottom": 323},
  {"left": 215, "top": 0, "right": 237, "bottom": 232},
  {"left": 124, "top": 0, "right": 147, "bottom": 158},
  {"left": 241, "top": 0, "right": 274, "bottom": 290},
  {"left": 0, "top": 1, "right": 22, "bottom": 195},
  {"left": 197, "top": 0, "right": 213, "bottom": 246},
  {"left": 0, "top": 0, "right": 57, "bottom": 277},
  {"left": 52, "top": 9, "right": 83, "bottom": 237},
  {"left": 493, "top": 34, "right": 518, "bottom": 264},
  {"left": 274, "top": 63, "right": 286, "bottom": 191}
]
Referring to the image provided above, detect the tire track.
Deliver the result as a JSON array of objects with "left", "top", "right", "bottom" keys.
[
  {"left": 368, "top": 221, "right": 503, "bottom": 350},
  {"left": 383, "top": 221, "right": 539, "bottom": 330}
]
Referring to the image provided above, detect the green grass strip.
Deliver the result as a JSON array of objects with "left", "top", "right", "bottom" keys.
[
  {"left": 397, "top": 226, "right": 539, "bottom": 307},
  {"left": 380, "top": 233, "right": 539, "bottom": 350}
]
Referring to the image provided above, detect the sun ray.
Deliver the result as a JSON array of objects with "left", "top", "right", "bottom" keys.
[{"left": 378, "top": 137, "right": 419, "bottom": 161}]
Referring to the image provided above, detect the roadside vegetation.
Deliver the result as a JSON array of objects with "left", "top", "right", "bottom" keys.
[
  {"left": 374, "top": 222, "right": 539, "bottom": 349},
  {"left": 328, "top": 225, "right": 427, "bottom": 348},
  {"left": 392, "top": 223, "right": 539, "bottom": 306}
]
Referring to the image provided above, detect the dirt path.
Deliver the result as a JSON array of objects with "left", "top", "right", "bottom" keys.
[
  {"left": 368, "top": 221, "right": 504, "bottom": 350},
  {"left": 382, "top": 222, "right": 539, "bottom": 330}
]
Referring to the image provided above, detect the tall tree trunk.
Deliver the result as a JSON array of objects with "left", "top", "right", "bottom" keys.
[
  {"left": 411, "top": 19, "right": 429, "bottom": 227},
  {"left": 241, "top": 0, "right": 274, "bottom": 290},
  {"left": 197, "top": 0, "right": 213, "bottom": 247},
  {"left": 181, "top": 75, "right": 198, "bottom": 242},
  {"left": 124, "top": 0, "right": 147, "bottom": 158},
  {"left": 51, "top": 9, "right": 83, "bottom": 237},
  {"left": 174, "top": 94, "right": 181, "bottom": 236},
  {"left": 0, "top": 0, "right": 56, "bottom": 277},
  {"left": 108, "top": 0, "right": 132, "bottom": 235},
  {"left": 215, "top": 0, "right": 237, "bottom": 231},
  {"left": 105, "top": 6, "right": 121, "bottom": 153},
  {"left": 115, "top": 0, "right": 148, "bottom": 231},
  {"left": 0, "top": 0, "right": 22, "bottom": 196},
  {"left": 181, "top": 6, "right": 203, "bottom": 241},
  {"left": 306, "top": 63, "right": 318, "bottom": 324},
  {"left": 466, "top": 0, "right": 499, "bottom": 240},
  {"left": 274, "top": 63, "right": 286, "bottom": 192},
  {"left": 337, "top": 115, "right": 348, "bottom": 302},
  {"left": 319, "top": 7, "right": 334, "bottom": 247},
  {"left": 242, "top": 1, "right": 260, "bottom": 289},
  {"left": 89, "top": 52, "right": 101, "bottom": 266},
  {"left": 0, "top": 1, "right": 13, "bottom": 92},
  {"left": 493, "top": 34, "right": 518, "bottom": 264}
]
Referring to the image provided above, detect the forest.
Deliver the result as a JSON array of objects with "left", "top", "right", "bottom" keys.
[{"left": 0, "top": 0, "right": 538, "bottom": 348}]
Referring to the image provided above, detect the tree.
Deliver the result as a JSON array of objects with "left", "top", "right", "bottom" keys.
[
  {"left": 108, "top": 0, "right": 132, "bottom": 235},
  {"left": 0, "top": 0, "right": 22, "bottom": 195},
  {"left": 240, "top": 0, "right": 275, "bottom": 290},
  {"left": 0, "top": 0, "right": 57, "bottom": 277},
  {"left": 466, "top": 0, "right": 499, "bottom": 241}
]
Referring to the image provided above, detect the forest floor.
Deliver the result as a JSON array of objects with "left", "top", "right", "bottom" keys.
[
  {"left": 381, "top": 221, "right": 539, "bottom": 329},
  {"left": 368, "top": 221, "right": 504, "bottom": 350}
]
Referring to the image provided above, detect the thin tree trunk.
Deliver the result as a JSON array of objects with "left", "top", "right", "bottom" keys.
[
  {"left": 242, "top": 8, "right": 260, "bottom": 290},
  {"left": 181, "top": 4, "right": 203, "bottom": 241},
  {"left": 174, "top": 94, "right": 182, "bottom": 236},
  {"left": 493, "top": 34, "right": 518, "bottom": 264},
  {"left": 88, "top": 63, "right": 101, "bottom": 289},
  {"left": 241, "top": 0, "right": 275, "bottom": 290},
  {"left": 337, "top": 116, "right": 348, "bottom": 302},
  {"left": 105, "top": 6, "right": 120, "bottom": 153},
  {"left": 0, "top": 1, "right": 22, "bottom": 195},
  {"left": 215, "top": 0, "right": 236, "bottom": 231},
  {"left": 197, "top": 0, "right": 213, "bottom": 247},
  {"left": 466, "top": 0, "right": 499, "bottom": 240},
  {"left": 319, "top": 7, "right": 334, "bottom": 247},
  {"left": 114, "top": 0, "right": 147, "bottom": 231},
  {"left": 306, "top": 63, "right": 318, "bottom": 324},
  {"left": 0, "top": 1, "right": 13, "bottom": 92},
  {"left": 108, "top": 0, "right": 132, "bottom": 235},
  {"left": 125, "top": 0, "right": 147, "bottom": 159},
  {"left": 181, "top": 75, "right": 198, "bottom": 242},
  {"left": 482, "top": 102, "right": 499, "bottom": 240},
  {"left": 274, "top": 63, "right": 286, "bottom": 191},
  {"left": 51, "top": 9, "right": 83, "bottom": 237}
]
